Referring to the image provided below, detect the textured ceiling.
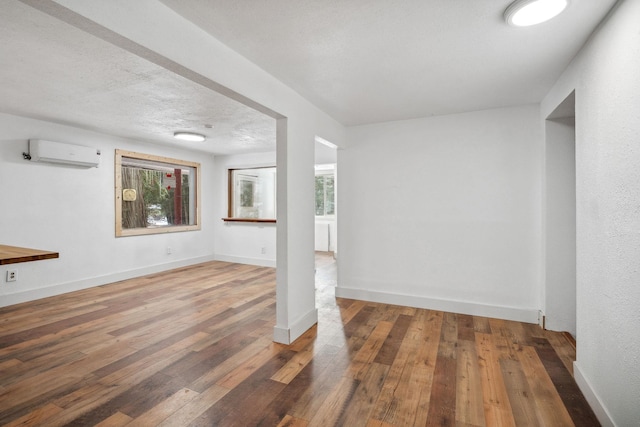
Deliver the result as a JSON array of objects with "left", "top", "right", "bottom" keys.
[
  {"left": 160, "top": 0, "right": 617, "bottom": 126},
  {"left": 0, "top": 0, "right": 276, "bottom": 155},
  {"left": 0, "top": 0, "right": 617, "bottom": 156}
]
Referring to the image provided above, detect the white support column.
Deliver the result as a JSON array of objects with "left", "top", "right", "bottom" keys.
[{"left": 273, "top": 118, "right": 318, "bottom": 344}]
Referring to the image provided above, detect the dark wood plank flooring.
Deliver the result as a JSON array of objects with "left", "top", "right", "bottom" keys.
[{"left": 0, "top": 254, "right": 599, "bottom": 426}]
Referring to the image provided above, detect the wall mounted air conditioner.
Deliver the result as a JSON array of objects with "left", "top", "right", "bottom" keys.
[{"left": 26, "top": 139, "right": 101, "bottom": 168}]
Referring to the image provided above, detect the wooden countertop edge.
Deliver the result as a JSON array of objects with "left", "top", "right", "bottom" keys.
[{"left": 0, "top": 245, "right": 60, "bottom": 265}]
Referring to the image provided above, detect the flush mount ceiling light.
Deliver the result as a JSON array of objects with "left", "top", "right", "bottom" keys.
[
  {"left": 504, "top": 0, "right": 568, "bottom": 27},
  {"left": 173, "top": 132, "right": 206, "bottom": 142}
]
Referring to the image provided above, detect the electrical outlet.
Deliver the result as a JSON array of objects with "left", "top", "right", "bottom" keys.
[
  {"left": 167, "top": 247, "right": 172, "bottom": 255},
  {"left": 261, "top": 247, "right": 266, "bottom": 255},
  {"left": 6, "top": 270, "right": 17, "bottom": 282}
]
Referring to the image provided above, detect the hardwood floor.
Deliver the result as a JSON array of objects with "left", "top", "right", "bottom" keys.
[{"left": 0, "top": 254, "right": 599, "bottom": 426}]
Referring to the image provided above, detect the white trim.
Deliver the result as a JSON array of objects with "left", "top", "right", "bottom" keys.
[
  {"left": 334, "top": 287, "right": 539, "bottom": 324},
  {"left": 290, "top": 308, "right": 318, "bottom": 342},
  {"left": 0, "top": 255, "right": 217, "bottom": 308},
  {"left": 574, "top": 362, "right": 616, "bottom": 427},
  {"left": 273, "top": 325, "right": 290, "bottom": 344},
  {"left": 315, "top": 136, "right": 337, "bottom": 149},
  {"left": 273, "top": 308, "right": 318, "bottom": 345},
  {"left": 214, "top": 254, "right": 276, "bottom": 268}
]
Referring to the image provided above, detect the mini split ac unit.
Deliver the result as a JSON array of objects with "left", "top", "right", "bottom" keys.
[{"left": 26, "top": 139, "right": 101, "bottom": 168}]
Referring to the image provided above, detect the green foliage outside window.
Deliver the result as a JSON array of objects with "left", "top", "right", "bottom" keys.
[
  {"left": 116, "top": 150, "right": 200, "bottom": 237},
  {"left": 315, "top": 174, "right": 335, "bottom": 216}
]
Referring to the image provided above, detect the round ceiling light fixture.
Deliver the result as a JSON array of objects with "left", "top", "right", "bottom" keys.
[
  {"left": 173, "top": 131, "right": 206, "bottom": 142},
  {"left": 504, "top": 0, "right": 568, "bottom": 27}
]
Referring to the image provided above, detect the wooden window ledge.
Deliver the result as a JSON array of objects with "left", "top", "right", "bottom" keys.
[
  {"left": 0, "top": 245, "right": 59, "bottom": 265},
  {"left": 222, "top": 218, "right": 276, "bottom": 223}
]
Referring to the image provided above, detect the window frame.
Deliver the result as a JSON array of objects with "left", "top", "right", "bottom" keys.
[
  {"left": 315, "top": 171, "right": 336, "bottom": 218},
  {"left": 115, "top": 149, "right": 201, "bottom": 237},
  {"left": 224, "top": 166, "right": 277, "bottom": 223}
]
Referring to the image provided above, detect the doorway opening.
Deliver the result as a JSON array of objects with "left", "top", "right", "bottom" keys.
[
  {"left": 314, "top": 136, "right": 338, "bottom": 296},
  {"left": 544, "top": 91, "right": 577, "bottom": 339}
]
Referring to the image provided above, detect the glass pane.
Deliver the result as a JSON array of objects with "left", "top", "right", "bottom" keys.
[
  {"left": 116, "top": 150, "right": 200, "bottom": 237},
  {"left": 315, "top": 175, "right": 325, "bottom": 215},
  {"left": 121, "top": 159, "right": 194, "bottom": 229},
  {"left": 230, "top": 167, "right": 276, "bottom": 219},
  {"left": 325, "top": 176, "right": 335, "bottom": 215}
]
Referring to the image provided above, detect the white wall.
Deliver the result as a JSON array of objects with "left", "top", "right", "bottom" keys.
[
  {"left": 0, "top": 113, "right": 216, "bottom": 306},
  {"left": 213, "top": 152, "right": 277, "bottom": 267},
  {"left": 541, "top": 1, "right": 640, "bottom": 425},
  {"left": 315, "top": 140, "right": 337, "bottom": 164},
  {"left": 544, "top": 118, "right": 576, "bottom": 336},
  {"left": 338, "top": 105, "right": 542, "bottom": 323}
]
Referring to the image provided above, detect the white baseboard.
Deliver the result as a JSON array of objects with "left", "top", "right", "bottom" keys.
[
  {"left": 334, "top": 286, "right": 539, "bottom": 324},
  {"left": 1, "top": 255, "right": 217, "bottom": 308},
  {"left": 574, "top": 362, "right": 616, "bottom": 427},
  {"left": 273, "top": 308, "right": 318, "bottom": 345},
  {"left": 273, "top": 325, "right": 290, "bottom": 344},
  {"left": 214, "top": 254, "right": 276, "bottom": 268}
]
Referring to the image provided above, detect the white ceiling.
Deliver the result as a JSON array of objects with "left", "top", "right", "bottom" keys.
[
  {"left": 0, "top": 0, "right": 276, "bottom": 155},
  {"left": 160, "top": 0, "right": 617, "bottom": 126},
  {"left": 0, "top": 0, "right": 617, "bottom": 154}
]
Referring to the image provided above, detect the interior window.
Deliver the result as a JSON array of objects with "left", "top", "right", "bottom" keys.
[
  {"left": 226, "top": 166, "right": 276, "bottom": 222},
  {"left": 115, "top": 149, "right": 201, "bottom": 236}
]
